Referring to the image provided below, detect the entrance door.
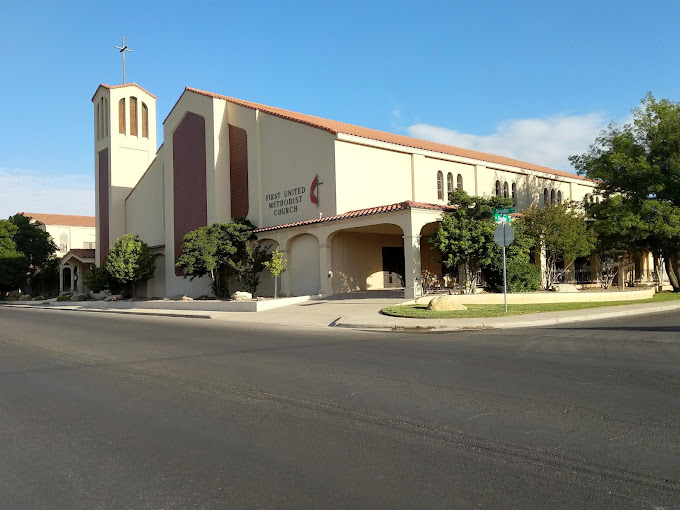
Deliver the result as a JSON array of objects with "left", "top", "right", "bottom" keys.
[
  {"left": 62, "top": 267, "right": 71, "bottom": 292},
  {"left": 382, "top": 247, "right": 405, "bottom": 287}
]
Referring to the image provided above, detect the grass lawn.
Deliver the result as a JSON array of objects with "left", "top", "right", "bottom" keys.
[{"left": 381, "top": 291, "right": 680, "bottom": 319}]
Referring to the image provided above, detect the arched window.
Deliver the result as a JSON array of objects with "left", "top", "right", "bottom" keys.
[
  {"left": 142, "top": 102, "right": 149, "bottom": 138},
  {"left": 96, "top": 102, "right": 100, "bottom": 141},
  {"left": 446, "top": 172, "right": 453, "bottom": 195},
  {"left": 130, "top": 97, "right": 138, "bottom": 136},
  {"left": 511, "top": 183, "right": 517, "bottom": 207},
  {"left": 495, "top": 180, "right": 501, "bottom": 196},
  {"left": 103, "top": 97, "right": 109, "bottom": 137},
  {"left": 557, "top": 190, "right": 562, "bottom": 205},
  {"left": 437, "top": 171, "right": 444, "bottom": 200},
  {"left": 550, "top": 189, "right": 555, "bottom": 205},
  {"left": 596, "top": 196, "right": 600, "bottom": 204},
  {"left": 59, "top": 234, "right": 68, "bottom": 252},
  {"left": 543, "top": 188, "right": 548, "bottom": 207},
  {"left": 118, "top": 98, "right": 126, "bottom": 134},
  {"left": 457, "top": 174, "right": 463, "bottom": 190},
  {"left": 503, "top": 182, "right": 509, "bottom": 198}
]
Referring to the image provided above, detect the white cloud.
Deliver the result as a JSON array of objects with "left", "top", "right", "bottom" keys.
[
  {"left": 0, "top": 168, "right": 94, "bottom": 220},
  {"left": 407, "top": 113, "right": 609, "bottom": 172}
]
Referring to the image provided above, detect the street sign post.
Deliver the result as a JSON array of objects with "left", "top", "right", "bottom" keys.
[{"left": 494, "top": 222, "right": 515, "bottom": 314}]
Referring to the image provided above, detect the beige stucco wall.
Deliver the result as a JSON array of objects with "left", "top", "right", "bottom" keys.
[
  {"left": 125, "top": 157, "right": 164, "bottom": 247},
  {"left": 257, "top": 111, "right": 337, "bottom": 228},
  {"left": 45, "top": 224, "right": 96, "bottom": 257},
  {"left": 334, "top": 140, "right": 412, "bottom": 213}
]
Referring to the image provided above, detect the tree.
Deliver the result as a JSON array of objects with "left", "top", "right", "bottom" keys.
[
  {"left": 520, "top": 203, "right": 596, "bottom": 289},
  {"left": 9, "top": 214, "right": 57, "bottom": 270},
  {"left": 485, "top": 222, "right": 541, "bottom": 293},
  {"left": 430, "top": 189, "right": 513, "bottom": 293},
  {"left": 105, "top": 234, "right": 155, "bottom": 297},
  {"left": 229, "top": 240, "right": 270, "bottom": 296},
  {"left": 263, "top": 246, "right": 287, "bottom": 298},
  {"left": 0, "top": 220, "right": 27, "bottom": 295},
  {"left": 83, "top": 263, "right": 122, "bottom": 295},
  {"left": 29, "top": 256, "right": 60, "bottom": 297},
  {"left": 176, "top": 220, "right": 256, "bottom": 298},
  {"left": 570, "top": 93, "right": 680, "bottom": 291}
]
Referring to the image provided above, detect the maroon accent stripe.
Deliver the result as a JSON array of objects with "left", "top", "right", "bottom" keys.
[
  {"left": 229, "top": 125, "right": 249, "bottom": 219},
  {"left": 98, "top": 148, "right": 109, "bottom": 264},
  {"left": 173, "top": 112, "right": 207, "bottom": 276}
]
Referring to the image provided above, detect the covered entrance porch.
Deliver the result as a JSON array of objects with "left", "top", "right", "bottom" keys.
[{"left": 59, "top": 249, "right": 95, "bottom": 295}]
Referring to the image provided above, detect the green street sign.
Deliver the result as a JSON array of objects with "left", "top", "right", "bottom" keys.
[
  {"left": 494, "top": 214, "right": 512, "bottom": 223},
  {"left": 493, "top": 207, "right": 516, "bottom": 215}
]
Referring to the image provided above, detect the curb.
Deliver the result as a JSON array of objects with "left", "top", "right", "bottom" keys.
[
  {"left": 335, "top": 302, "right": 680, "bottom": 332},
  {"left": 0, "top": 303, "right": 211, "bottom": 320}
]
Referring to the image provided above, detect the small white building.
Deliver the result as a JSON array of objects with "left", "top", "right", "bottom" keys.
[
  {"left": 92, "top": 82, "right": 636, "bottom": 299},
  {"left": 19, "top": 212, "right": 96, "bottom": 294}
]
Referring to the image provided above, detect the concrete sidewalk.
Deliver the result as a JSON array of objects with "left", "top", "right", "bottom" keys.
[{"left": 3, "top": 293, "right": 680, "bottom": 331}]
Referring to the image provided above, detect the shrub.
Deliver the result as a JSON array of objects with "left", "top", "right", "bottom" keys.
[{"left": 56, "top": 294, "right": 72, "bottom": 302}]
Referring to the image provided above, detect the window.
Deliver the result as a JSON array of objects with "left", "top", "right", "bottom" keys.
[
  {"left": 142, "top": 102, "right": 149, "bottom": 138},
  {"left": 511, "top": 183, "right": 517, "bottom": 207},
  {"left": 543, "top": 188, "right": 548, "bottom": 207},
  {"left": 103, "top": 97, "right": 109, "bottom": 137},
  {"left": 446, "top": 172, "right": 453, "bottom": 195},
  {"left": 83, "top": 241, "right": 95, "bottom": 249},
  {"left": 550, "top": 189, "right": 555, "bottom": 205},
  {"left": 557, "top": 190, "right": 562, "bottom": 205},
  {"left": 495, "top": 180, "right": 501, "bottom": 196},
  {"left": 503, "top": 182, "right": 509, "bottom": 199},
  {"left": 59, "top": 234, "right": 68, "bottom": 252},
  {"left": 96, "top": 102, "right": 100, "bottom": 140},
  {"left": 437, "top": 171, "right": 444, "bottom": 200},
  {"left": 457, "top": 174, "right": 463, "bottom": 190},
  {"left": 130, "top": 97, "right": 138, "bottom": 136},
  {"left": 119, "top": 98, "right": 126, "bottom": 134}
]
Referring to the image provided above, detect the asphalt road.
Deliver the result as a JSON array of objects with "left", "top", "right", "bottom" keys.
[{"left": 0, "top": 306, "right": 679, "bottom": 509}]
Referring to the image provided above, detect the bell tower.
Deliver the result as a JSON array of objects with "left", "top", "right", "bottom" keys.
[{"left": 92, "top": 83, "right": 157, "bottom": 265}]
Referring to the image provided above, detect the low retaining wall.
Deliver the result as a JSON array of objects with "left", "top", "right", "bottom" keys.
[
  {"left": 3, "top": 295, "right": 314, "bottom": 313},
  {"left": 414, "top": 287, "right": 656, "bottom": 305}
]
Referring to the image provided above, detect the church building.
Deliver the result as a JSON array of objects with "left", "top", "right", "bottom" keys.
[{"left": 92, "top": 82, "right": 605, "bottom": 299}]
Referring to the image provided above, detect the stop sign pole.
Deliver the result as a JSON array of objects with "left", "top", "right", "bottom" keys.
[{"left": 494, "top": 222, "right": 515, "bottom": 314}]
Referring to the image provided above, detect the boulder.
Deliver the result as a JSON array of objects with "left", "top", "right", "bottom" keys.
[
  {"left": 71, "top": 294, "right": 89, "bottom": 301},
  {"left": 7, "top": 291, "right": 21, "bottom": 300},
  {"left": 427, "top": 295, "right": 467, "bottom": 311},
  {"left": 171, "top": 294, "right": 193, "bottom": 301},
  {"left": 104, "top": 294, "right": 123, "bottom": 302},
  {"left": 231, "top": 291, "right": 253, "bottom": 301},
  {"left": 552, "top": 283, "right": 579, "bottom": 293},
  {"left": 18, "top": 294, "right": 33, "bottom": 301}
]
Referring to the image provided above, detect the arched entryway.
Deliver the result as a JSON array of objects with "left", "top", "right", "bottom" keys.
[
  {"left": 287, "top": 234, "right": 320, "bottom": 296},
  {"left": 61, "top": 267, "right": 72, "bottom": 293},
  {"left": 257, "top": 239, "right": 280, "bottom": 297}
]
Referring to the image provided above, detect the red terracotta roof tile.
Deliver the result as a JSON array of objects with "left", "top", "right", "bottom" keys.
[
  {"left": 20, "top": 212, "right": 95, "bottom": 228},
  {"left": 254, "top": 201, "right": 454, "bottom": 233},
  {"left": 92, "top": 83, "right": 158, "bottom": 101},
  {"left": 185, "top": 87, "right": 592, "bottom": 183},
  {"left": 67, "top": 248, "right": 95, "bottom": 259}
]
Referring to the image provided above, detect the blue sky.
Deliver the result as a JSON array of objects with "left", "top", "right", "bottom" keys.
[{"left": 1, "top": 1, "right": 678, "bottom": 218}]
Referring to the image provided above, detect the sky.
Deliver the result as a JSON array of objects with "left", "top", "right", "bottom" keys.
[{"left": 1, "top": 0, "right": 679, "bottom": 219}]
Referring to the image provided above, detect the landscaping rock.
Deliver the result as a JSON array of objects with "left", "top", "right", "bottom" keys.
[
  {"left": 7, "top": 291, "right": 21, "bottom": 300},
  {"left": 18, "top": 294, "right": 33, "bottom": 301},
  {"left": 104, "top": 294, "right": 123, "bottom": 302},
  {"left": 32, "top": 296, "right": 45, "bottom": 301},
  {"left": 231, "top": 291, "right": 253, "bottom": 301},
  {"left": 427, "top": 295, "right": 468, "bottom": 311},
  {"left": 552, "top": 284, "right": 579, "bottom": 293},
  {"left": 71, "top": 294, "right": 89, "bottom": 301},
  {"left": 171, "top": 294, "right": 193, "bottom": 301}
]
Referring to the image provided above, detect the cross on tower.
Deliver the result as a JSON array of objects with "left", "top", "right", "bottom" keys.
[{"left": 114, "top": 36, "right": 133, "bottom": 84}]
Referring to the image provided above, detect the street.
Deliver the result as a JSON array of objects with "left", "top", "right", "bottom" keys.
[{"left": 0, "top": 306, "right": 679, "bottom": 509}]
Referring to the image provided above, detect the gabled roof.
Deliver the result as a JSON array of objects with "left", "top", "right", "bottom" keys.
[
  {"left": 185, "top": 87, "right": 592, "bottom": 183},
  {"left": 92, "top": 83, "right": 158, "bottom": 102},
  {"left": 61, "top": 249, "right": 95, "bottom": 263},
  {"left": 254, "top": 201, "right": 454, "bottom": 233},
  {"left": 20, "top": 212, "right": 95, "bottom": 228}
]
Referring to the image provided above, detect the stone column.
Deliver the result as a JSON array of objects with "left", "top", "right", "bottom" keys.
[
  {"left": 60, "top": 265, "right": 65, "bottom": 293},
  {"left": 319, "top": 243, "right": 333, "bottom": 296},
  {"left": 403, "top": 234, "right": 422, "bottom": 299},
  {"left": 70, "top": 266, "right": 74, "bottom": 293}
]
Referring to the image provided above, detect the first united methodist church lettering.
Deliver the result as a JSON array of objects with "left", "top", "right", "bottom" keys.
[{"left": 265, "top": 176, "right": 323, "bottom": 216}]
